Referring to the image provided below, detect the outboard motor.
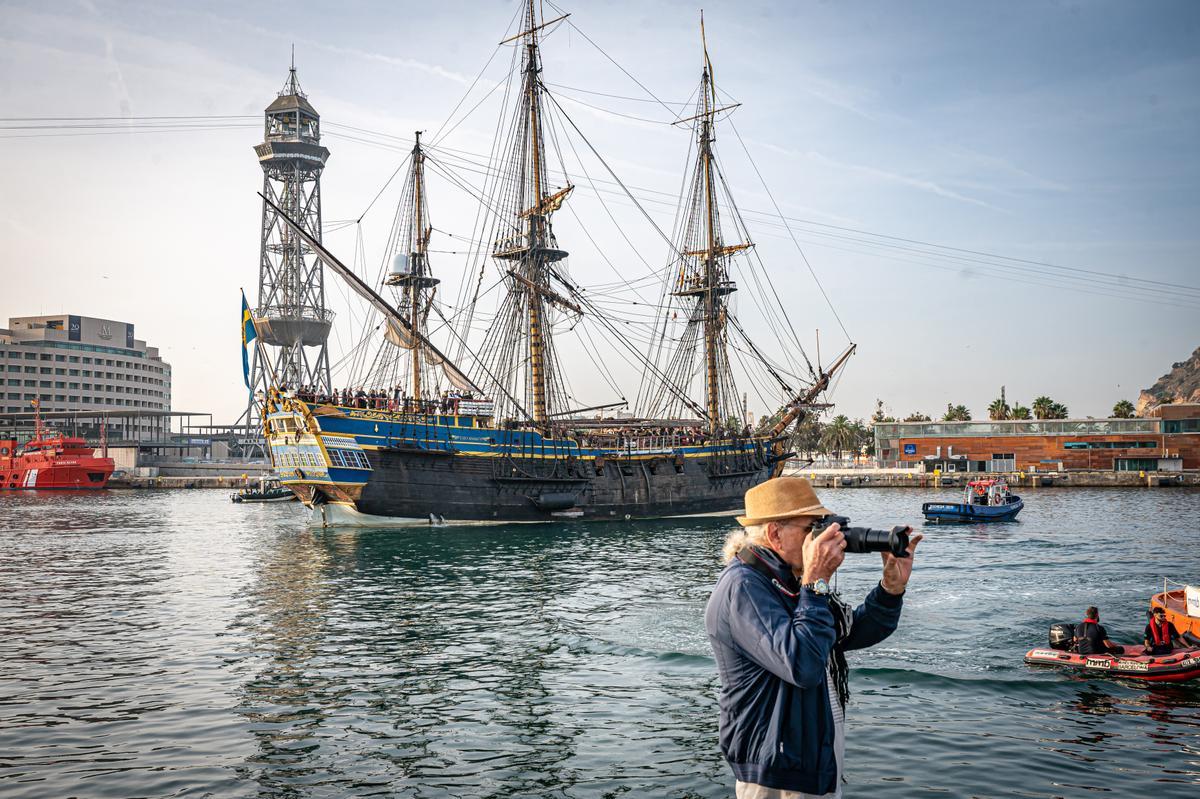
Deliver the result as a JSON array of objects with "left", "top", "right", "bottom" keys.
[{"left": 1048, "top": 623, "right": 1075, "bottom": 651}]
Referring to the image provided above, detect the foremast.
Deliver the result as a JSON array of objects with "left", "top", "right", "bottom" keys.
[{"left": 385, "top": 131, "right": 439, "bottom": 404}]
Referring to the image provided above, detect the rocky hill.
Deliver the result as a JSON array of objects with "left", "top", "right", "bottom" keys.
[{"left": 1137, "top": 345, "right": 1200, "bottom": 415}]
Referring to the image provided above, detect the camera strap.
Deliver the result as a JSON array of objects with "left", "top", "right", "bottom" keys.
[{"left": 736, "top": 546, "right": 801, "bottom": 597}]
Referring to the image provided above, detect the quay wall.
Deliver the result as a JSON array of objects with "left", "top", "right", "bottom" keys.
[
  {"left": 785, "top": 467, "right": 1199, "bottom": 489},
  {"left": 109, "top": 463, "right": 272, "bottom": 490}
]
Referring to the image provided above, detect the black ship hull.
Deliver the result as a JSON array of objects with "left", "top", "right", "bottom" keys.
[{"left": 348, "top": 446, "right": 772, "bottom": 522}]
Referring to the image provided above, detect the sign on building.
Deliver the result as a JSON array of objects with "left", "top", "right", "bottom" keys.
[{"left": 903, "top": 443, "right": 917, "bottom": 455}]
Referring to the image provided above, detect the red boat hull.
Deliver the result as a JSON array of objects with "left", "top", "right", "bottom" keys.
[
  {"left": 1, "top": 438, "right": 115, "bottom": 490},
  {"left": 1024, "top": 645, "right": 1200, "bottom": 682}
]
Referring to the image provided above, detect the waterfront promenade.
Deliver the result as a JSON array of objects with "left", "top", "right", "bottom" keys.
[{"left": 786, "top": 466, "right": 1199, "bottom": 488}]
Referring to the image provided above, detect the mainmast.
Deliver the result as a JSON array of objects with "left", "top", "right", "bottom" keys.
[
  {"left": 524, "top": 0, "right": 549, "bottom": 426},
  {"left": 667, "top": 16, "right": 747, "bottom": 434},
  {"left": 491, "top": 0, "right": 573, "bottom": 427}
]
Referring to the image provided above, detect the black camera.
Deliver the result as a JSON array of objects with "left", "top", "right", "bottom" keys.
[{"left": 814, "top": 514, "right": 911, "bottom": 558}]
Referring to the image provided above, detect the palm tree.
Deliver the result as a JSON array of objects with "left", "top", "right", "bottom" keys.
[
  {"left": 1112, "top": 400, "right": 1135, "bottom": 418},
  {"left": 822, "top": 414, "right": 856, "bottom": 462},
  {"left": 942, "top": 403, "right": 972, "bottom": 421},
  {"left": 1049, "top": 401, "right": 1069, "bottom": 419},
  {"left": 987, "top": 396, "right": 1011, "bottom": 420},
  {"left": 904, "top": 412, "right": 931, "bottom": 422},
  {"left": 1032, "top": 396, "right": 1054, "bottom": 420},
  {"left": 1010, "top": 404, "right": 1031, "bottom": 420}
]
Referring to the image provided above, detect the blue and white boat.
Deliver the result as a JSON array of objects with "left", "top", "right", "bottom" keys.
[{"left": 922, "top": 478, "right": 1023, "bottom": 523}]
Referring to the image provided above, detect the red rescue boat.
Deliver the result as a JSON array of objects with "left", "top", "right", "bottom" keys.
[
  {"left": 1024, "top": 645, "right": 1200, "bottom": 682},
  {"left": 0, "top": 402, "right": 114, "bottom": 490}
]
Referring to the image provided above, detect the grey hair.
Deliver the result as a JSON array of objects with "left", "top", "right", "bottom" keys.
[{"left": 722, "top": 523, "right": 770, "bottom": 563}]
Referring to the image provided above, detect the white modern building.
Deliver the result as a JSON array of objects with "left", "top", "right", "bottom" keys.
[{"left": 0, "top": 314, "right": 171, "bottom": 437}]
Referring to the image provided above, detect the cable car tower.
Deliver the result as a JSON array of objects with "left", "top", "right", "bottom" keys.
[{"left": 244, "top": 58, "right": 333, "bottom": 445}]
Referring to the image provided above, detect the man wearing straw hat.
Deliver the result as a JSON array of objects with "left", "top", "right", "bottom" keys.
[{"left": 705, "top": 476, "right": 922, "bottom": 798}]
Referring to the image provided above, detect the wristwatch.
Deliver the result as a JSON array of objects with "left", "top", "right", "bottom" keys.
[{"left": 803, "top": 578, "right": 831, "bottom": 595}]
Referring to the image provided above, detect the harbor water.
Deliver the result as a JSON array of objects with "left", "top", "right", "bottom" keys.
[{"left": 1, "top": 487, "right": 1198, "bottom": 797}]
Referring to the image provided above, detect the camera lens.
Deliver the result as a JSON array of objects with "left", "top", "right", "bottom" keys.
[{"left": 842, "top": 526, "right": 910, "bottom": 557}]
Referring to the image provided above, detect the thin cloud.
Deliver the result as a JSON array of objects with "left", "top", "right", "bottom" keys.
[{"left": 753, "top": 137, "right": 1003, "bottom": 212}]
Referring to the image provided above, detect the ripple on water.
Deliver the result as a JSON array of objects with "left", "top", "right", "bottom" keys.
[{"left": 1, "top": 487, "right": 1199, "bottom": 797}]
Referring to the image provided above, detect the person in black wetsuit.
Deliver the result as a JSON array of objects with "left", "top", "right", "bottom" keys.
[
  {"left": 1144, "top": 606, "right": 1185, "bottom": 655},
  {"left": 1075, "top": 606, "right": 1124, "bottom": 655}
]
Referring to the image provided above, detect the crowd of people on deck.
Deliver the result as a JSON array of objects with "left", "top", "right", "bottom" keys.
[
  {"left": 284, "top": 385, "right": 491, "bottom": 415},
  {"left": 276, "top": 383, "right": 755, "bottom": 444},
  {"left": 573, "top": 424, "right": 754, "bottom": 450}
]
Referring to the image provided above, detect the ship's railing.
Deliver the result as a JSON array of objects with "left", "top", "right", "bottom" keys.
[{"left": 574, "top": 432, "right": 743, "bottom": 453}]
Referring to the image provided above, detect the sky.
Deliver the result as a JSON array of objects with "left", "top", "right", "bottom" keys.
[{"left": 1, "top": 0, "right": 1198, "bottom": 426}]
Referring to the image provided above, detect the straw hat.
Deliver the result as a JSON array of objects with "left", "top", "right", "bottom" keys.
[{"left": 737, "top": 477, "right": 833, "bottom": 526}]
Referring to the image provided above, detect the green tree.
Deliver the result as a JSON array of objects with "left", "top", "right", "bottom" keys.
[
  {"left": 790, "top": 415, "right": 824, "bottom": 459},
  {"left": 870, "top": 399, "right": 895, "bottom": 425},
  {"left": 942, "top": 403, "right": 972, "bottom": 421},
  {"left": 1032, "top": 396, "right": 1054, "bottom": 420},
  {"left": 851, "top": 418, "right": 873, "bottom": 457},
  {"left": 904, "top": 411, "right": 931, "bottom": 422},
  {"left": 822, "top": 414, "right": 856, "bottom": 461},
  {"left": 1010, "top": 404, "right": 1031, "bottom": 420},
  {"left": 1112, "top": 400, "right": 1135, "bottom": 418},
  {"left": 1049, "top": 401, "right": 1069, "bottom": 419},
  {"left": 987, "top": 396, "right": 1011, "bottom": 420}
]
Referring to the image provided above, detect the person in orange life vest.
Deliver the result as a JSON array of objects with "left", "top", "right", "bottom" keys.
[
  {"left": 1074, "top": 606, "right": 1123, "bottom": 655},
  {"left": 1143, "top": 606, "right": 1184, "bottom": 655}
]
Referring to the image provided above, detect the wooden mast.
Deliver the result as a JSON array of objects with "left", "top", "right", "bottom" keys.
[
  {"left": 696, "top": 14, "right": 720, "bottom": 436},
  {"left": 410, "top": 131, "right": 425, "bottom": 404},
  {"left": 700, "top": 15, "right": 720, "bottom": 434},
  {"left": 525, "top": 0, "right": 548, "bottom": 426}
]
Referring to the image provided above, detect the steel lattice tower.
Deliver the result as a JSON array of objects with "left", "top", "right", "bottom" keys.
[{"left": 245, "top": 61, "right": 333, "bottom": 434}]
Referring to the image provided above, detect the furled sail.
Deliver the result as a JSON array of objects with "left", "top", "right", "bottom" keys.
[{"left": 384, "top": 319, "right": 416, "bottom": 350}]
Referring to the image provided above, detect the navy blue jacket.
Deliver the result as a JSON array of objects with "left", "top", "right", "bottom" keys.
[{"left": 704, "top": 551, "right": 904, "bottom": 794}]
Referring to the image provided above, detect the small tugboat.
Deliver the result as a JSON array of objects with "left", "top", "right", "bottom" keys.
[
  {"left": 231, "top": 476, "right": 297, "bottom": 503},
  {"left": 1150, "top": 578, "right": 1200, "bottom": 646},
  {"left": 922, "top": 477, "right": 1023, "bottom": 522},
  {"left": 0, "top": 401, "right": 114, "bottom": 490}
]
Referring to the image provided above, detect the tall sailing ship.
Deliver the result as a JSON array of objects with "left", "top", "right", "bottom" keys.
[{"left": 260, "top": 1, "right": 855, "bottom": 526}]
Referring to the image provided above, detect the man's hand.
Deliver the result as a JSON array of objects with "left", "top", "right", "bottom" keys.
[
  {"left": 801, "top": 523, "right": 846, "bottom": 585},
  {"left": 880, "top": 527, "right": 923, "bottom": 595}
]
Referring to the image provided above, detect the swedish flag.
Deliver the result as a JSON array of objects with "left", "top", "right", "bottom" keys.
[{"left": 241, "top": 290, "right": 258, "bottom": 389}]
